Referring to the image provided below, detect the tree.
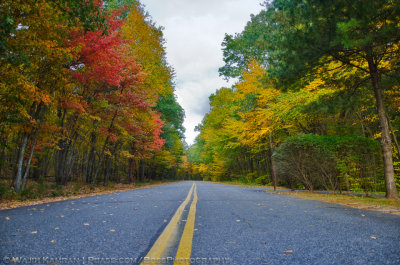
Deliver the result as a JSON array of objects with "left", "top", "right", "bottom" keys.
[
  {"left": 0, "top": 0, "right": 91, "bottom": 191},
  {"left": 220, "top": 0, "right": 400, "bottom": 199},
  {"left": 0, "top": 0, "right": 185, "bottom": 192},
  {"left": 268, "top": 0, "right": 399, "bottom": 199}
]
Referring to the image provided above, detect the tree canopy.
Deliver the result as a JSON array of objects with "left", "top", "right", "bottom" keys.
[
  {"left": 192, "top": 0, "right": 400, "bottom": 198},
  {"left": 0, "top": 0, "right": 187, "bottom": 193}
]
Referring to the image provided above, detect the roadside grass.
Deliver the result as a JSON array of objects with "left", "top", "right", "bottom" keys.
[
  {"left": 213, "top": 180, "right": 287, "bottom": 190},
  {"left": 0, "top": 179, "right": 175, "bottom": 210},
  {"left": 275, "top": 190, "right": 400, "bottom": 215},
  {"left": 211, "top": 180, "right": 400, "bottom": 215}
]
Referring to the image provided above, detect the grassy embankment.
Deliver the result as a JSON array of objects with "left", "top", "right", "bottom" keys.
[
  {"left": 0, "top": 180, "right": 174, "bottom": 210},
  {"left": 214, "top": 181, "right": 400, "bottom": 215}
]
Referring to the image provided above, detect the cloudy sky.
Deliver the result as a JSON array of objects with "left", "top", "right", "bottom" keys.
[{"left": 140, "top": 0, "right": 265, "bottom": 145}]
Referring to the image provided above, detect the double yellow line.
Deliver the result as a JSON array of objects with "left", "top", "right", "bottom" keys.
[{"left": 141, "top": 183, "right": 198, "bottom": 265}]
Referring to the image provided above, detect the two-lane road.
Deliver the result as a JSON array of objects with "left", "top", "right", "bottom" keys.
[{"left": 1, "top": 181, "right": 399, "bottom": 264}]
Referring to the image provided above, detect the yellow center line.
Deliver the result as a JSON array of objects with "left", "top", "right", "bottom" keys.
[
  {"left": 141, "top": 183, "right": 195, "bottom": 265},
  {"left": 173, "top": 184, "right": 198, "bottom": 265}
]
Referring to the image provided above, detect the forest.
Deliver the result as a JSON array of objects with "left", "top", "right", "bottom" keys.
[
  {"left": 0, "top": 0, "right": 190, "bottom": 198},
  {"left": 1, "top": 0, "right": 399, "bottom": 201},
  {"left": 187, "top": 0, "right": 400, "bottom": 199}
]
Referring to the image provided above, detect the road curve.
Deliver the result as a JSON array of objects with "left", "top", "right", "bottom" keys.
[{"left": 1, "top": 181, "right": 399, "bottom": 265}]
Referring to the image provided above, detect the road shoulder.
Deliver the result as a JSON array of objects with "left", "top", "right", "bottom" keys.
[{"left": 0, "top": 181, "right": 176, "bottom": 210}]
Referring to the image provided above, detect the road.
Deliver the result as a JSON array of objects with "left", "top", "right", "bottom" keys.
[{"left": 1, "top": 181, "right": 399, "bottom": 265}]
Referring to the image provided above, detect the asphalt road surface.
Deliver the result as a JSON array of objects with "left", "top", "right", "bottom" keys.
[{"left": 1, "top": 181, "right": 399, "bottom": 265}]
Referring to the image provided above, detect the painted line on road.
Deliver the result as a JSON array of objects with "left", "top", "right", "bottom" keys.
[
  {"left": 141, "top": 183, "right": 195, "bottom": 265},
  {"left": 173, "top": 184, "right": 198, "bottom": 265}
]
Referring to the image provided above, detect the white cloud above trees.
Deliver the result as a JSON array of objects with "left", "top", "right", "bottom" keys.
[{"left": 140, "top": 0, "right": 264, "bottom": 144}]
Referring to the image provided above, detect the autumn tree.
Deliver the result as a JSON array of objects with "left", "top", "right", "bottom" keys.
[
  {"left": 219, "top": 0, "right": 400, "bottom": 198},
  {"left": 0, "top": 0, "right": 105, "bottom": 191},
  {"left": 0, "top": 0, "right": 186, "bottom": 195}
]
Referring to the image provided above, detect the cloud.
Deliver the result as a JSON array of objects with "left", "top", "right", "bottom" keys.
[{"left": 140, "top": 0, "right": 264, "bottom": 144}]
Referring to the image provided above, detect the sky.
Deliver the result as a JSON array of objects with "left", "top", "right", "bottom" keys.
[{"left": 140, "top": 0, "right": 265, "bottom": 145}]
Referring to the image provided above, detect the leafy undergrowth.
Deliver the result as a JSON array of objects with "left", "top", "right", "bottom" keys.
[
  {"left": 0, "top": 180, "right": 174, "bottom": 210},
  {"left": 275, "top": 191, "right": 400, "bottom": 215},
  {"left": 212, "top": 181, "right": 287, "bottom": 190}
]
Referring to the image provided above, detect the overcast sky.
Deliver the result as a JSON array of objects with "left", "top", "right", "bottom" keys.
[{"left": 140, "top": 0, "right": 265, "bottom": 145}]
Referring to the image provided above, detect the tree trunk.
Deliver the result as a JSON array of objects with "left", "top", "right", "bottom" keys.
[
  {"left": 14, "top": 102, "right": 39, "bottom": 192},
  {"left": 86, "top": 132, "right": 97, "bottom": 183},
  {"left": 91, "top": 108, "right": 119, "bottom": 186},
  {"left": 367, "top": 56, "right": 398, "bottom": 199},
  {"left": 91, "top": 135, "right": 109, "bottom": 186},
  {"left": 15, "top": 133, "right": 29, "bottom": 192},
  {"left": 269, "top": 132, "right": 277, "bottom": 191},
  {"left": 63, "top": 133, "right": 79, "bottom": 184},
  {"left": 128, "top": 158, "right": 133, "bottom": 183},
  {"left": 104, "top": 157, "right": 111, "bottom": 186},
  {"left": 139, "top": 160, "right": 145, "bottom": 182},
  {"left": 104, "top": 142, "right": 117, "bottom": 186},
  {"left": 22, "top": 106, "right": 47, "bottom": 190}
]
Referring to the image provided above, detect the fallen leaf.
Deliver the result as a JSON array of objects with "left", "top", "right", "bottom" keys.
[
  {"left": 284, "top": 250, "right": 293, "bottom": 254},
  {"left": 110, "top": 229, "right": 115, "bottom": 232},
  {"left": 31, "top": 231, "right": 38, "bottom": 234}
]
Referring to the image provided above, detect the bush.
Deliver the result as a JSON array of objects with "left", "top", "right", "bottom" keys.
[
  {"left": 244, "top": 172, "right": 258, "bottom": 183},
  {"left": 273, "top": 134, "right": 381, "bottom": 193},
  {"left": 0, "top": 182, "right": 8, "bottom": 198},
  {"left": 255, "top": 175, "right": 270, "bottom": 185},
  {"left": 19, "top": 184, "right": 38, "bottom": 200}
]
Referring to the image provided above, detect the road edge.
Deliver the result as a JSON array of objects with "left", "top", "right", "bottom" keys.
[{"left": 0, "top": 181, "right": 179, "bottom": 211}]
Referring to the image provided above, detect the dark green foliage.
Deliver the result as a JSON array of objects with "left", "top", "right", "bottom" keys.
[
  {"left": 273, "top": 134, "right": 381, "bottom": 193},
  {"left": 216, "top": 0, "right": 400, "bottom": 198},
  {"left": 0, "top": 182, "right": 7, "bottom": 198},
  {"left": 219, "top": 11, "right": 271, "bottom": 80},
  {"left": 156, "top": 93, "right": 185, "bottom": 148}
]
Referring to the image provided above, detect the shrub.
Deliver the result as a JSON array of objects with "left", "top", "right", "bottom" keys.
[
  {"left": 0, "top": 182, "right": 8, "bottom": 198},
  {"left": 255, "top": 175, "right": 270, "bottom": 185},
  {"left": 273, "top": 134, "right": 381, "bottom": 193}
]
